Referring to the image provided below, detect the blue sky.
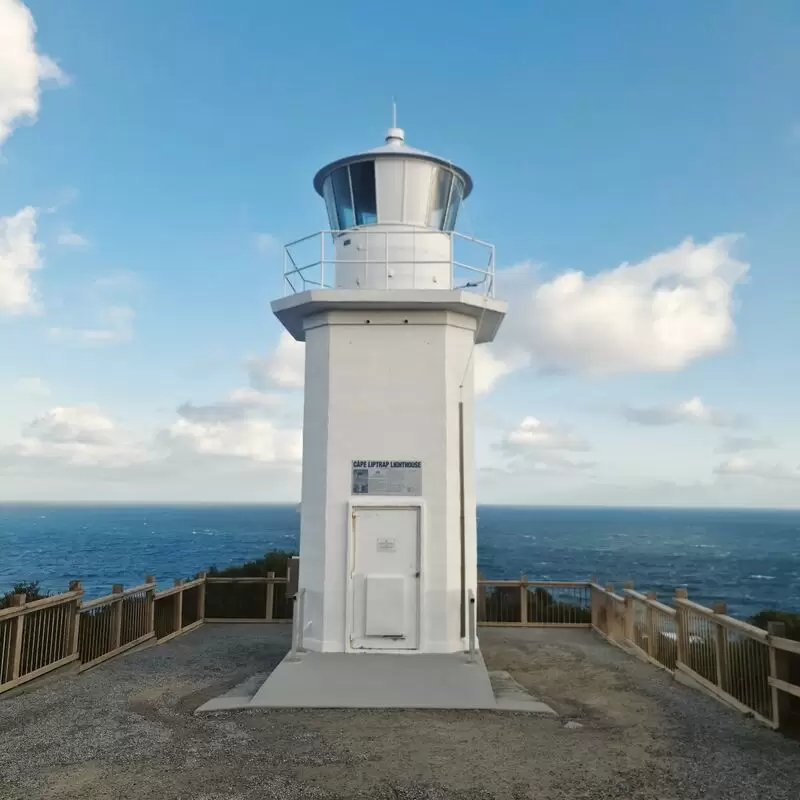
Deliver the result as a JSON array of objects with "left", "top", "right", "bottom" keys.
[{"left": 1, "top": 0, "right": 799, "bottom": 504}]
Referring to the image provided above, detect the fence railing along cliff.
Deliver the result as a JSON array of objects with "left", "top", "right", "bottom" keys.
[
  {"left": 2, "top": 571, "right": 799, "bottom": 734},
  {"left": 0, "top": 571, "right": 291, "bottom": 696},
  {"left": 477, "top": 576, "right": 800, "bottom": 731}
]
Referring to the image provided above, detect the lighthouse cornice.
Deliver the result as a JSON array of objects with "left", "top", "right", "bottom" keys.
[{"left": 271, "top": 288, "right": 507, "bottom": 345}]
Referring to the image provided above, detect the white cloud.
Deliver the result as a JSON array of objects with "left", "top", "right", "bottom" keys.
[
  {"left": 164, "top": 418, "right": 301, "bottom": 464},
  {"left": 163, "top": 387, "right": 301, "bottom": 464},
  {"left": 494, "top": 416, "right": 594, "bottom": 474},
  {"left": 473, "top": 346, "right": 526, "bottom": 395},
  {"left": 716, "top": 435, "right": 775, "bottom": 454},
  {"left": 176, "top": 388, "right": 282, "bottom": 424},
  {"left": 0, "top": 206, "right": 40, "bottom": 314},
  {"left": 14, "top": 405, "right": 148, "bottom": 467},
  {"left": 14, "top": 376, "right": 49, "bottom": 396},
  {"left": 714, "top": 456, "right": 800, "bottom": 482},
  {"left": 57, "top": 228, "right": 89, "bottom": 247},
  {"left": 0, "top": 0, "right": 68, "bottom": 147},
  {"left": 499, "top": 237, "right": 748, "bottom": 376},
  {"left": 254, "top": 232, "right": 279, "bottom": 255},
  {"left": 49, "top": 306, "right": 135, "bottom": 344},
  {"left": 163, "top": 393, "right": 301, "bottom": 464},
  {"left": 248, "top": 331, "right": 305, "bottom": 390},
  {"left": 621, "top": 397, "right": 744, "bottom": 428},
  {"left": 500, "top": 416, "right": 590, "bottom": 453}
]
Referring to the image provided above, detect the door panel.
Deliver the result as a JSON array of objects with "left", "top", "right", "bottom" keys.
[{"left": 350, "top": 506, "right": 419, "bottom": 650}]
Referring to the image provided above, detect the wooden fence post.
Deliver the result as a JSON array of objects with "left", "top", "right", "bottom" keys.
[
  {"left": 173, "top": 579, "right": 184, "bottom": 633},
  {"left": 623, "top": 582, "right": 634, "bottom": 643},
  {"left": 197, "top": 572, "right": 207, "bottom": 621},
  {"left": 768, "top": 620, "right": 791, "bottom": 728},
  {"left": 67, "top": 580, "right": 83, "bottom": 660},
  {"left": 265, "top": 571, "right": 275, "bottom": 621},
  {"left": 589, "top": 577, "right": 599, "bottom": 630},
  {"left": 712, "top": 601, "right": 728, "bottom": 691},
  {"left": 674, "top": 588, "right": 688, "bottom": 665},
  {"left": 605, "top": 584, "right": 615, "bottom": 639},
  {"left": 8, "top": 594, "right": 26, "bottom": 681},
  {"left": 645, "top": 592, "right": 657, "bottom": 657},
  {"left": 111, "top": 584, "right": 124, "bottom": 651},
  {"left": 145, "top": 576, "right": 155, "bottom": 635},
  {"left": 519, "top": 574, "right": 528, "bottom": 625}
]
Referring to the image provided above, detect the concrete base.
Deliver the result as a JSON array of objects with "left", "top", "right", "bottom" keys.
[{"left": 197, "top": 651, "right": 556, "bottom": 714}]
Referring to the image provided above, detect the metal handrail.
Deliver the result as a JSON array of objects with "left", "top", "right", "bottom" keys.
[{"left": 282, "top": 229, "right": 495, "bottom": 297}]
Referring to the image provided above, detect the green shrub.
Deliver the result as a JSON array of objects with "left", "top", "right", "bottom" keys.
[
  {"left": 749, "top": 609, "right": 800, "bottom": 641},
  {"left": 0, "top": 581, "right": 48, "bottom": 610},
  {"left": 204, "top": 549, "right": 294, "bottom": 579},
  {"left": 203, "top": 550, "right": 295, "bottom": 620}
]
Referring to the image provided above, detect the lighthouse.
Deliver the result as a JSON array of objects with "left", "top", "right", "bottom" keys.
[{"left": 272, "top": 124, "right": 507, "bottom": 655}]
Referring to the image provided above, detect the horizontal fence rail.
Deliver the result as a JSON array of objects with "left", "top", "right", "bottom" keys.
[
  {"left": 477, "top": 578, "right": 591, "bottom": 627},
  {"left": 0, "top": 588, "right": 82, "bottom": 693},
  {"left": 204, "top": 573, "right": 292, "bottom": 622},
  {"left": 1, "top": 570, "right": 294, "bottom": 696},
  {"left": 589, "top": 582, "right": 800, "bottom": 732}
]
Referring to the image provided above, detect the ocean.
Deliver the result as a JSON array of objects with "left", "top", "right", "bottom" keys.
[{"left": 1, "top": 504, "right": 799, "bottom": 619}]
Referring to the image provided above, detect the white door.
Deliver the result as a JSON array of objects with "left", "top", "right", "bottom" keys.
[{"left": 350, "top": 506, "right": 420, "bottom": 650}]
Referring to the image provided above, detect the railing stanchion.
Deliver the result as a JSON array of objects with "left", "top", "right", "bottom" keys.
[
  {"left": 265, "top": 571, "right": 275, "bottom": 621},
  {"left": 197, "top": 572, "right": 207, "bottom": 622},
  {"left": 145, "top": 575, "right": 156, "bottom": 635},
  {"left": 713, "top": 601, "right": 729, "bottom": 692},
  {"left": 320, "top": 233, "right": 325, "bottom": 288},
  {"left": 111, "top": 584, "right": 124, "bottom": 652},
  {"left": 768, "top": 620, "right": 790, "bottom": 728},
  {"left": 289, "top": 588, "right": 305, "bottom": 661},
  {"left": 8, "top": 594, "right": 26, "bottom": 681},
  {"left": 173, "top": 579, "right": 184, "bottom": 635}
]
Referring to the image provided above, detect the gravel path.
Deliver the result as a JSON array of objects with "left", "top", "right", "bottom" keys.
[{"left": 1, "top": 624, "right": 798, "bottom": 799}]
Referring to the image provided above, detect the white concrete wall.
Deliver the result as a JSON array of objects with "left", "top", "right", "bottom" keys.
[{"left": 298, "top": 307, "right": 477, "bottom": 653}]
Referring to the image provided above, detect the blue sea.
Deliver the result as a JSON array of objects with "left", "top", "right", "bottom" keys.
[{"left": 1, "top": 505, "right": 799, "bottom": 619}]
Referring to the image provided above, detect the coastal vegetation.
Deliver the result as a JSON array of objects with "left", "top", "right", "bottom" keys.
[{"left": 201, "top": 549, "right": 294, "bottom": 619}]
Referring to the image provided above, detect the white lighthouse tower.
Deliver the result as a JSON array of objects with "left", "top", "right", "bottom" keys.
[{"left": 272, "top": 124, "right": 506, "bottom": 656}]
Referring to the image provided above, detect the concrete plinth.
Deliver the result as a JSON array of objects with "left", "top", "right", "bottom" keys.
[{"left": 196, "top": 651, "right": 556, "bottom": 714}]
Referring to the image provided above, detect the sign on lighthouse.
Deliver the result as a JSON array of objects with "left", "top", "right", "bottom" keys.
[{"left": 272, "top": 124, "right": 507, "bottom": 655}]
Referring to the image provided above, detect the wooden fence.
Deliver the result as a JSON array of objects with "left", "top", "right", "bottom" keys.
[
  {"left": 591, "top": 582, "right": 800, "bottom": 731},
  {"left": 477, "top": 578, "right": 591, "bottom": 626},
  {"left": 3, "top": 568, "right": 799, "bottom": 734},
  {"left": 0, "top": 573, "right": 291, "bottom": 696}
]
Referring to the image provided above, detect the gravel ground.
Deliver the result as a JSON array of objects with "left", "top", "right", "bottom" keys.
[{"left": 1, "top": 624, "right": 798, "bottom": 800}]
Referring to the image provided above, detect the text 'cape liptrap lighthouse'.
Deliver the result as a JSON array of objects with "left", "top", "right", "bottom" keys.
[{"left": 272, "top": 124, "right": 507, "bottom": 655}]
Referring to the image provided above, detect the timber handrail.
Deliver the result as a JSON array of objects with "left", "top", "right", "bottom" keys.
[
  {"left": 674, "top": 596, "right": 769, "bottom": 641},
  {"left": 624, "top": 588, "right": 676, "bottom": 617},
  {"left": 0, "top": 589, "right": 82, "bottom": 620},
  {"left": 153, "top": 576, "right": 205, "bottom": 598},
  {"left": 477, "top": 579, "right": 590, "bottom": 588},
  {"left": 205, "top": 576, "right": 288, "bottom": 584},
  {"left": 80, "top": 582, "right": 156, "bottom": 610},
  {"left": 589, "top": 582, "right": 626, "bottom": 603}
]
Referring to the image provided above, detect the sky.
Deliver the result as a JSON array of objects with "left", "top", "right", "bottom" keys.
[{"left": 1, "top": 0, "right": 799, "bottom": 506}]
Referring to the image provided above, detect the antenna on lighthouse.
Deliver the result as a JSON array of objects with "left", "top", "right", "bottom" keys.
[{"left": 391, "top": 97, "right": 397, "bottom": 129}]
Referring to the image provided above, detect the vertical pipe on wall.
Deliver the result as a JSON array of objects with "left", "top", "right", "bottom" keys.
[{"left": 459, "top": 400, "right": 466, "bottom": 640}]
